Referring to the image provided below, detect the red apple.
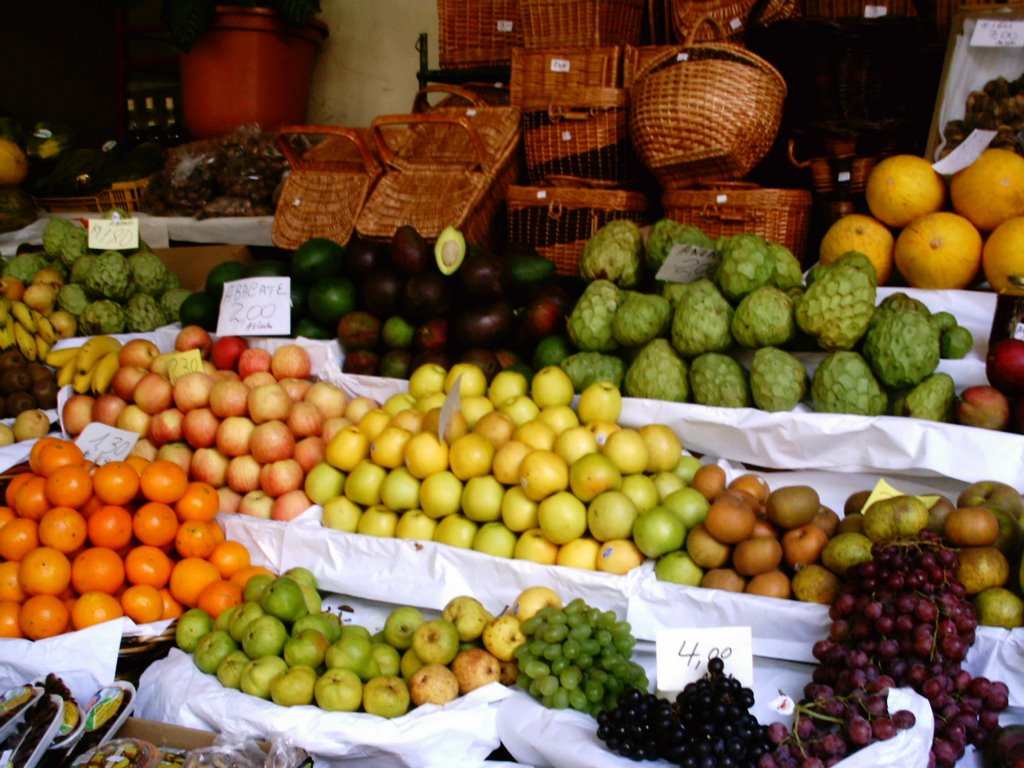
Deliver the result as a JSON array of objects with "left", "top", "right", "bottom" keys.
[
  {"left": 132, "top": 372, "right": 174, "bottom": 416},
  {"left": 956, "top": 385, "right": 1011, "bottom": 431},
  {"left": 278, "top": 377, "right": 311, "bottom": 403},
  {"left": 211, "top": 335, "right": 249, "bottom": 372},
  {"left": 119, "top": 339, "right": 161, "bottom": 369},
  {"left": 172, "top": 372, "right": 215, "bottom": 413},
  {"left": 157, "top": 442, "right": 194, "bottom": 473},
  {"left": 129, "top": 438, "right": 158, "bottom": 461},
  {"left": 260, "top": 459, "right": 304, "bottom": 496},
  {"left": 182, "top": 407, "right": 220, "bottom": 449},
  {"left": 250, "top": 420, "right": 295, "bottom": 463},
  {"left": 987, "top": 339, "right": 1024, "bottom": 397},
  {"left": 209, "top": 379, "right": 250, "bottom": 418},
  {"left": 149, "top": 407, "right": 185, "bottom": 447},
  {"left": 272, "top": 489, "right": 313, "bottom": 522},
  {"left": 227, "top": 455, "right": 262, "bottom": 493},
  {"left": 61, "top": 394, "right": 95, "bottom": 437},
  {"left": 271, "top": 344, "right": 312, "bottom": 380},
  {"left": 111, "top": 366, "right": 149, "bottom": 402},
  {"left": 287, "top": 402, "right": 324, "bottom": 438},
  {"left": 242, "top": 371, "right": 277, "bottom": 389},
  {"left": 238, "top": 348, "right": 272, "bottom": 379},
  {"left": 218, "top": 486, "right": 242, "bottom": 514},
  {"left": 247, "top": 383, "right": 292, "bottom": 424},
  {"left": 191, "top": 447, "right": 230, "bottom": 487},
  {"left": 216, "top": 416, "right": 256, "bottom": 457},
  {"left": 92, "top": 393, "right": 127, "bottom": 427},
  {"left": 116, "top": 404, "right": 151, "bottom": 437},
  {"left": 294, "top": 436, "right": 326, "bottom": 472},
  {"left": 304, "top": 381, "right": 347, "bottom": 419},
  {"left": 175, "top": 325, "right": 213, "bottom": 358}
]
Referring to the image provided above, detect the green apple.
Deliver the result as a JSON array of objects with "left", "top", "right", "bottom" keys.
[
  {"left": 260, "top": 577, "right": 309, "bottom": 623},
  {"left": 371, "top": 642, "right": 402, "bottom": 676},
  {"left": 314, "top": 668, "right": 362, "bottom": 712},
  {"left": 537, "top": 491, "right": 587, "bottom": 545},
  {"left": 620, "top": 473, "right": 659, "bottom": 514},
  {"left": 381, "top": 467, "right": 422, "bottom": 512},
  {"left": 821, "top": 532, "right": 875, "bottom": 575},
  {"left": 362, "top": 675, "right": 410, "bottom": 718},
  {"left": 214, "top": 604, "right": 241, "bottom": 633},
  {"left": 228, "top": 601, "right": 265, "bottom": 644},
  {"left": 175, "top": 607, "right": 213, "bottom": 653},
  {"left": 654, "top": 550, "right": 704, "bottom": 586},
  {"left": 433, "top": 514, "right": 478, "bottom": 549},
  {"left": 242, "top": 614, "right": 289, "bottom": 659},
  {"left": 586, "top": 490, "right": 638, "bottom": 542},
  {"left": 395, "top": 509, "right": 437, "bottom": 540},
  {"left": 342, "top": 624, "right": 372, "bottom": 642},
  {"left": 298, "top": 583, "right": 322, "bottom": 615},
  {"left": 240, "top": 655, "right": 289, "bottom": 699},
  {"left": 383, "top": 606, "right": 426, "bottom": 650},
  {"left": 553, "top": 425, "right": 600, "bottom": 467},
  {"left": 499, "top": 394, "right": 541, "bottom": 426},
  {"left": 488, "top": 369, "right": 529, "bottom": 407},
  {"left": 292, "top": 612, "right": 342, "bottom": 644},
  {"left": 357, "top": 504, "right": 399, "bottom": 537},
  {"left": 215, "top": 649, "right": 250, "bottom": 689},
  {"left": 321, "top": 496, "right": 363, "bottom": 533},
  {"left": 420, "top": 471, "right": 464, "bottom": 519},
  {"left": 344, "top": 459, "right": 387, "bottom": 507},
  {"left": 500, "top": 486, "right": 539, "bottom": 532},
  {"left": 652, "top": 471, "right": 685, "bottom": 501},
  {"left": 481, "top": 614, "right": 525, "bottom": 661},
  {"left": 633, "top": 505, "right": 686, "bottom": 558},
  {"left": 283, "top": 628, "right": 329, "bottom": 668},
  {"left": 411, "top": 618, "right": 460, "bottom": 665},
  {"left": 461, "top": 475, "right": 505, "bottom": 522},
  {"left": 672, "top": 454, "right": 703, "bottom": 483},
  {"left": 531, "top": 366, "right": 575, "bottom": 409},
  {"left": 325, "top": 631, "right": 374, "bottom": 679},
  {"left": 193, "top": 629, "right": 237, "bottom": 675},
  {"left": 270, "top": 664, "right": 318, "bottom": 706},
  {"left": 576, "top": 381, "right": 622, "bottom": 424},
  {"left": 472, "top": 521, "right": 518, "bottom": 559},
  {"left": 663, "top": 487, "right": 710, "bottom": 529},
  {"left": 442, "top": 595, "right": 493, "bottom": 642},
  {"left": 568, "top": 452, "right": 621, "bottom": 503},
  {"left": 400, "top": 647, "right": 424, "bottom": 680},
  {"left": 304, "top": 462, "right": 346, "bottom": 505}
]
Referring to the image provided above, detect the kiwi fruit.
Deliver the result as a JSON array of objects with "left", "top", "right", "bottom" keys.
[
  {"left": 0, "top": 368, "right": 31, "bottom": 396},
  {"left": 0, "top": 350, "right": 26, "bottom": 372},
  {"left": 24, "top": 362, "right": 52, "bottom": 386},
  {"left": 31, "top": 378, "right": 58, "bottom": 410},
  {"left": 6, "top": 391, "right": 37, "bottom": 417}
]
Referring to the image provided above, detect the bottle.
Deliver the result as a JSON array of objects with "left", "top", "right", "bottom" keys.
[
  {"left": 142, "top": 96, "right": 166, "bottom": 146},
  {"left": 988, "top": 274, "right": 1024, "bottom": 347},
  {"left": 126, "top": 98, "right": 146, "bottom": 148},
  {"left": 163, "top": 95, "right": 189, "bottom": 147}
]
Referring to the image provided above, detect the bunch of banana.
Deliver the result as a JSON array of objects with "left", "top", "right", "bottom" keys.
[
  {"left": 46, "top": 336, "right": 123, "bottom": 395},
  {"left": 0, "top": 299, "right": 62, "bottom": 364}
]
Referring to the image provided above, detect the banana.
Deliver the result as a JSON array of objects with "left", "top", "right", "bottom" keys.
[
  {"left": 35, "top": 337, "right": 51, "bottom": 364},
  {"left": 11, "top": 302, "right": 35, "bottom": 334},
  {"left": 45, "top": 346, "right": 82, "bottom": 368},
  {"left": 0, "top": 317, "right": 14, "bottom": 351},
  {"left": 57, "top": 358, "right": 76, "bottom": 388},
  {"left": 0, "top": 298, "right": 11, "bottom": 325},
  {"left": 36, "top": 316, "right": 57, "bottom": 346},
  {"left": 90, "top": 351, "right": 120, "bottom": 396},
  {"left": 75, "top": 336, "right": 122, "bottom": 375},
  {"left": 13, "top": 322, "right": 37, "bottom": 362},
  {"left": 72, "top": 366, "right": 94, "bottom": 394}
]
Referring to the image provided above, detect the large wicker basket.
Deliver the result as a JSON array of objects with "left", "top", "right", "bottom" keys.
[
  {"left": 660, "top": 183, "right": 812, "bottom": 261},
  {"left": 628, "top": 18, "right": 786, "bottom": 187},
  {"left": 438, "top": 0, "right": 523, "bottom": 68},
  {"left": 506, "top": 182, "right": 651, "bottom": 274},
  {"left": 518, "top": 0, "right": 646, "bottom": 48},
  {"left": 271, "top": 125, "right": 382, "bottom": 249},
  {"left": 670, "top": 0, "right": 796, "bottom": 43}
]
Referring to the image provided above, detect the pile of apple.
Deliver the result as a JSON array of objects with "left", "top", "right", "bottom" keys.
[
  {"left": 60, "top": 327, "right": 355, "bottom": 522},
  {"left": 177, "top": 566, "right": 555, "bottom": 716}
]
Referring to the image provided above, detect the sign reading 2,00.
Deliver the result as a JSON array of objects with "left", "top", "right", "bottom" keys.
[{"left": 216, "top": 277, "right": 292, "bottom": 337}]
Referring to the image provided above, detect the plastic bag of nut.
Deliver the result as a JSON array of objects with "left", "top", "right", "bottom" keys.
[
  {"left": 182, "top": 734, "right": 311, "bottom": 768},
  {"left": 141, "top": 140, "right": 220, "bottom": 216},
  {"left": 212, "top": 123, "right": 288, "bottom": 208}
]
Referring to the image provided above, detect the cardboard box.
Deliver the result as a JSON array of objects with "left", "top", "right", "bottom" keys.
[
  {"left": 154, "top": 244, "right": 254, "bottom": 292},
  {"left": 114, "top": 718, "right": 312, "bottom": 765}
]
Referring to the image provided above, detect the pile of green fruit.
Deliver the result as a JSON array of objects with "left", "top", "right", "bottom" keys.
[{"left": 556, "top": 218, "right": 974, "bottom": 421}]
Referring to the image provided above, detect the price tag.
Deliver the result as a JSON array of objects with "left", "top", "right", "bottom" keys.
[
  {"left": 855, "top": 478, "right": 941, "bottom": 516},
  {"left": 87, "top": 218, "right": 139, "bottom": 251},
  {"left": 438, "top": 375, "right": 462, "bottom": 442},
  {"left": 656, "top": 626, "right": 753, "bottom": 693},
  {"left": 74, "top": 423, "right": 139, "bottom": 466},
  {"left": 550, "top": 58, "right": 571, "bottom": 73},
  {"left": 536, "top": 190, "right": 548, "bottom": 200},
  {"left": 216, "top": 277, "right": 292, "bottom": 336},
  {"left": 729, "top": 17, "right": 742, "bottom": 29},
  {"left": 863, "top": 5, "right": 888, "bottom": 17},
  {"left": 655, "top": 244, "right": 720, "bottom": 284},
  {"left": 932, "top": 129, "right": 997, "bottom": 175},
  {"left": 561, "top": 131, "right": 573, "bottom": 141},
  {"left": 970, "top": 18, "right": 1024, "bottom": 48},
  {"left": 837, "top": 171, "right": 851, "bottom": 182},
  {"left": 164, "top": 349, "right": 203, "bottom": 384},
  {"left": 496, "top": 19, "right": 514, "bottom": 32}
]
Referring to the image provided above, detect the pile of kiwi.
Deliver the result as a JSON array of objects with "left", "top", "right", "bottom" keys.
[{"left": 0, "top": 350, "right": 58, "bottom": 416}]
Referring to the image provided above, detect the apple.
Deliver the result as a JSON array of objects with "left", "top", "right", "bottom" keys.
[
  {"left": 632, "top": 506, "right": 686, "bottom": 558},
  {"left": 663, "top": 487, "right": 710, "bottom": 529},
  {"left": 304, "top": 462, "right": 346, "bottom": 505},
  {"left": 601, "top": 428, "right": 649, "bottom": 476},
  {"left": 596, "top": 538, "right": 644, "bottom": 574},
  {"left": 420, "top": 470, "right": 464, "bottom": 519},
  {"left": 176, "top": 325, "right": 213, "bottom": 357},
  {"left": 408, "top": 663, "right": 460, "bottom": 707},
  {"left": 91, "top": 393, "right": 127, "bottom": 427},
  {"left": 433, "top": 514, "right": 478, "bottom": 549},
  {"left": 260, "top": 458, "right": 304, "bottom": 496},
  {"left": 620, "top": 474, "right": 660, "bottom": 514},
  {"left": 362, "top": 675, "right": 410, "bottom": 718},
  {"left": 111, "top": 366, "right": 148, "bottom": 402},
  {"left": 652, "top": 471, "right": 686, "bottom": 502},
  {"left": 956, "top": 385, "right": 1011, "bottom": 430},
  {"left": 488, "top": 369, "right": 529, "bottom": 406},
  {"left": 238, "top": 489, "right": 274, "bottom": 519},
  {"left": 556, "top": 537, "right": 600, "bottom": 570},
  {"left": 173, "top": 372, "right": 215, "bottom": 413},
  {"left": 345, "top": 460, "right": 387, "bottom": 507},
  {"left": 568, "top": 453, "right": 622, "bottom": 502},
  {"left": 147, "top": 407, "right": 184, "bottom": 447},
  {"left": 473, "top": 410, "right": 517, "bottom": 449},
  {"left": 481, "top": 614, "right": 524, "bottom": 661},
  {"left": 553, "top": 425, "right": 600, "bottom": 467},
  {"left": 215, "top": 649, "right": 250, "bottom": 689},
  {"left": 286, "top": 401, "right": 324, "bottom": 439},
  {"left": 513, "top": 527, "right": 559, "bottom": 565},
  {"left": 821, "top": 532, "right": 874, "bottom": 575},
  {"left": 211, "top": 335, "right": 249, "bottom": 371},
  {"left": 498, "top": 394, "right": 541, "bottom": 426},
  {"left": 190, "top": 447, "right": 229, "bottom": 487},
  {"left": 325, "top": 631, "right": 375, "bottom": 679},
  {"left": 442, "top": 595, "right": 493, "bottom": 642},
  {"left": 536, "top": 405, "right": 579, "bottom": 436},
  {"left": 394, "top": 509, "right": 437, "bottom": 540},
  {"left": 461, "top": 475, "right": 505, "bottom": 523},
  {"left": 325, "top": 426, "right": 370, "bottom": 473},
  {"left": 576, "top": 381, "right": 622, "bottom": 424},
  {"left": 304, "top": 381, "right": 347, "bottom": 420},
  {"left": 781, "top": 523, "right": 830, "bottom": 569},
  {"left": 450, "top": 647, "right": 501, "bottom": 694},
  {"left": 412, "top": 618, "right": 460, "bottom": 665},
  {"left": 357, "top": 505, "right": 399, "bottom": 538},
  {"left": 271, "top": 343, "right": 312, "bottom": 380},
  {"left": 283, "top": 628, "right": 329, "bottom": 668},
  {"left": 238, "top": 347, "right": 272, "bottom": 379},
  {"left": 227, "top": 455, "right": 262, "bottom": 494},
  {"left": 218, "top": 486, "right": 242, "bottom": 513},
  {"left": 500, "top": 486, "right": 539, "bottom": 533},
  {"left": 119, "top": 338, "right": 160, "bottom": 368},
  {"left": 537, "top": 491, "right": 587, "bottom": 545},
  {"left": 672, "top": 454, "right": 703, "bottom": 484},
  {"left": 209, "top": 379, "right": 251, "bottom": 419},
  {"left": 156, "top": 441, "right": 192, "bottom": 472},
  {"left": 239, "top": 655, "right": 289, "bottom": 700},
  {"left": 472, "top": 521, "right": 518, "bottom": 558},
  {"left": 511, "top": 586, "right": 562, "bottom": 622},
  {"left": 491, "top": 440, "right": 531, "bottom": 486},
  {"left": 272, "top": 489, "right": 313, "bottom": 522},
  {"left": 371, "top": 642, "right": 402, "bottom": 677},
  {"left": 586, "top": 490, "right": 638, "bottom": 542},
  {"left": 654, "top": 550, "right": 704, "bottom": 586},
  {"left": 133, "top": 372, "right": 174, "bottom": 416},
  {"left": 987, "top": 338, "right": 1024, "bottom": 397},
  {"left": 314, "top": 668, "right": 362, "bottom": 712}
]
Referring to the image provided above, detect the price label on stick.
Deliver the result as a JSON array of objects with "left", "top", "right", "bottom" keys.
[
  {"left": 438, "top": 376, "right": 462, "bottom": 442},
  {"left": 216, "top": 277, "right": 291, "bottom": 336},
  {"left": 655, "top": 245, "right": 720, "bottom": 284},
  {"left": 165, "top": 349, "right": 203, "bottom": 384},
  {"left": 88, "top": 218, "right": 139, "bottom": 251},
  {"left": 74, "top": 423, "right": 139, "bottom": 466},
  {"left": 655, "top": 626, "right": 753, "bottom": 693}
]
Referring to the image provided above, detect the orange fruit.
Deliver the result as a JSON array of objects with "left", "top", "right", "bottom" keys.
[
  {"left": 0, "top": 600, "right": 23, "bottom": 638},
  {"left": 4, "top": 473, "right": 32, "bottom": 508},
  {"left": 86, "top": 505, "right": 134, "bottom": 550},
  {"left": 12, "top": 476, "right": 50, "bottom": 521},
  {"left": 168, "top": 557, "right": 220, "bottom": 608},
  {"left": 132, "top": 502, "right": 179, "bottom": 548},
  {"left": 175, "top": 481, "right": 219, "bottom": 523},
  {"left": 123, "top": 545, "right": 173, "bottom": 589},
  {"left": 125, "top": 455, "right": 151, "bottom": 476},
  {"left": 19, "top": 594, "right": 70, "bottom": 639},
  {"left": 43, "top": 465, "right": 93, "bottom": 509},
  {"left": 70, "top": 591, "right": 124, "bottom": 630},
  {"left": 208, "top": 520, "right": 225, "bottom": 546},
  {"left": 92, "top": 462, "right": 141, "bottom": 506},
  {"left": 865, "top": 154, "right": 946, "bottom": 228},
  {"left": 120, "top": 584, "right": 164, "bottom": 624},
  {"left": 950, "top": 147, "right": 1024, "bottom": 231},
  {"left": 893, "top": 211, "right": 983, "bottom": 290},
  {"left": 31, "top": 440, "right": 85, "bottom": 478},
  {"left": 140, "top": 460, "right": 189, "bottom": 504},
  {"left": 158, "top": 588, "right": 184, "bottom": 620},
  {"left": 18, "top": 547, "right": 72, "bottom": 596},
  {"left": 196, "top": 579, "right": 243, "bottom": 619},
  {"left": 0, "top": 561, "right": 26, "bottom": 602},
  {"left": 0, "top": 518, "right": 38, "bottom": 561},
  {"left": 70, "top": 547, "right": 125, "bottom": 595},
  {"left": 28, "top": 437, "right": 62, "bottom": 474},
  {"left": 38, "top": 507, "right": 88, "bottom": 554},
  {"left": 78, "top": 494, "right": 104, "bottom": 520},
  {"left": 174, "top": 520, "right": 218, "bottom": 559},
  {"left": 0, "top": 507, "right": 16, "bottom": 527},
  {"left": 208, "top": 540, "right": 251, "bottom": 579},
  {"left": 229, "top": 564, "right": 275, "bottom": 591}
]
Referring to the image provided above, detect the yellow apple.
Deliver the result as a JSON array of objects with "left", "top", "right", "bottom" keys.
[
  {"left": 501, "top": 486, "right": 539, "bottom": 532},
  {"left": 518, "top": 449, "right": 569, "bottom": 502},
  {"left": 601, "top": 428, "right": 649, "bottom": 475},
  {"left": 557, "top": 538, "right": 600, "bottom": 570},
  {"left": 596, "top": 539, "right": 644, "bottom": 574},
  {"left": 513, "top": 528, "right": 559, "bottom": 565},
  {"left": 488, "top": 369, "right": 529, "bottom": 406},
  {"left": 639, "top": 424, "right": 684, "bottom": 473},
  {"left": 325, "top": 426, "right": 370, "bottom": 472},
  {"left": 577, "top": 382, "right": 622, "bottom": 425},
  {"left": 553, "top": 425, "right": 600, "bottom": 466},
  {"left": 444, "top": 363, "right": 488, "bottom": 398},
  {"left": 461, "top": 475, "right": 505, "bottom": 523},
  {"left": 409, "top": 363, "right": 448, "bottom": 400},
  {"left": 459, "top": 395, "right": 494, "bottom": 428},
  {"left": 420, "top": 470, "right": 464, "bottom": 519},
  {"left": 511, "top": 586, "right": 563, "bottom": 621},
  {"left": 537, "top": 491, "right": 587, "bottom": 545},
  {"left": 530, "top": 366, "right": 575, "bottom": 409}
]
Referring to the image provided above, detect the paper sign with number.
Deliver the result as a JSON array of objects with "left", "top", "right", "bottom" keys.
[
  {"left": 74, "top": 423, "right": 139, "bottom": 466},
  {"left": 970, "top": 18, "right": 1024, "bottom": 48},
  {"left": 165, "top": 349, "right": 204, "bottom": 384},
  {"left": 216, "top": 277, "right": 291, "bottom": 336},
  {"left": 655, "top": 245, "right": 720, "bottom": 284},
  {"left": 656, "top": 626, "right": 753, "bottom": 693},
  {"left": 932, "top": 129, "right": 997, "bottom": 175},
  {"left": 88, "top": 218, "right": 139, "bottom": 251},
  {"left": 438, "top": 376, "right": 462, "bottom": 442}
]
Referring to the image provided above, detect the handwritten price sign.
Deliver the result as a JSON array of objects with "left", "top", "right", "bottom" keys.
[
  {"left": 655, "top": 245, "right": 720, "bottom": 284},
  {"left": 655, "top": 626, "right": 753, "bottom": 693},
  {"left": 216, "top": 277, "right": 291, "bottom": 337},
  {"left": 970, "top": 18, "right": 1024, "bottom": 47},
  {"left": 88, "top": 218, "right": 139, "bottom": 251},
  {"left": 165, "top": 349, "right": 203, "bottom": 384},
  {"left": 74, "top": 423, "right": 139, "bottom": 465}
]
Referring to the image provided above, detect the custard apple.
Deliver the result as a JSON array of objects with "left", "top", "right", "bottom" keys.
[
  {"left": 579, "top": 220, "right": 644, "bottom": 288},
  {"left": 689, "top": 353, "right": 750, "bottom": 408},
  {"left": 57, "top": 283, "right": 88, "bottom": 316},
  {"left": 42, "top": 218, "right": 77, "bottom": 259},
  {"left": 128, "top": 250, "right": 173, "bottom": 297},
  {"left": 766, "top": 242, "right": 804, "bottom": 291},
  {"left": 624, "top": 340, "right": 689, "bottom": 402},
  {"left": 160, "top": 287, "right": 193, "bottom": 324},
  {"left": 567, "top": 279, "right": 621, "bottom": 352},
  {"left": 795, "top": 261, "right": 876, "bottom": 350},
  {"left": 661, "top": 281, "right": 691, "bottom": 308},
  {"left": 559, "top": 351, "right": 626, "bottom": 392},
  {"left": 612, "top": 292, "right": 672, "bottom": 347},
  {"left": 126, "top": 294, "right": 168, "bottom": 333},
  {"left": 811, "top": 351, "right": 887, "bottom": 416},
  {"left": 670, "top": 278, "right": 733, "bottom": 357},
  {"left": 891, "top": 372, "right": 955, "bottom": 422},
  {"left": 70, "top": 254, "right": 95, "bottom": 286},
  {"left": 862, "top": 306, "right": 940, "bottom": 388},
  {"left": 79, "top": 299, "right": 126, "bottom": 336},
  {"left": 84, "top": 250, "right": 133, "bottom": 301},
  {"left": 715, "top": 233, "right": 773, "bottom": 301},
  {"left": 645, "top": 219, "right": 714, "bottom": 273},
  {"left": 730, "top": 286, "right": 795, "bottom": 348},
  {"left": 59, "top": 227, "right": 88, "bottom": 269},
  {"left": 750, "top": 347, "right": 808, "bottom": 412}
]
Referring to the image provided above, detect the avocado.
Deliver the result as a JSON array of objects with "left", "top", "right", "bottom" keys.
[
  {"left": 458, "top": 348, "right": 500, "bottom": 382},
  {"left": 434, "top": 225, "right": 467, "bottom": 276},
  {"left": 292, "top": 237, "right": 344, "bottom": 282},
  {"left": 414, "top": 318, "right": 448, "bottom": 352},
  {"left": 451, "top": 303, "right": 513, "bottom": 349},
  {"left": 458, "top": 249, "right": 509, "bottom": 300},
  {"left": 247, "top": 259, "right": 291, "bottom": 278},
  {"left": 337, "top": 310, "right": 382, "bottom": 351},
  {"left": 411, "top": 348, "right": 453, "bottom": 371},
  {"left": 205, "top": 260, "right": 249, "bottom": 300},
  {"left": 290, "top": 280, "right": 309, "bottom": 323},
  {"left": 178, "top": 291, "right": 219, "bottom": 332},
  {"left": 403, "top": 272, "right": 451, "bottom": 322},
  {"left": 504, "top": 244, "right": 557, "bottom": 287},
  {"left": 344, "top": 237, "right": 385, "bottom": 280},
  {"left": 389, "top": 225, "right": 432, "bottom": 276},
  {"left": 379, "top": 349, "right": 414, "bottom": 380},
  {"left": 293, "top": 316, "right": 333, "bottom": 340},
  {"left": 342, "top": 349, "right": 380, "bottom": 376},
  {"left": 307, "top": 275, "right": 356, "bottom": 327},
  {"left": 361, "top": 268, "right": 404, "bottom": 318}
]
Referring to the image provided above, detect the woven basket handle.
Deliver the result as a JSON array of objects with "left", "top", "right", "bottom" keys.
[
  {"left": 411, "top": 84, "right": 486, "bottom": 113},
  {"left": 683, "top": 15, "right": 731, "bottom": 46},
  {"left": 370, "top": 113, "right": 490, "bottom": 173},
  {"left": 786, "top": 138, "right": 812, "bottom": 170},
  {"left": 275, "top": 125, "right": 380, "bottom": 176},
  {"left": 543, "top": 87, "right": 629, "bottom": 119}
]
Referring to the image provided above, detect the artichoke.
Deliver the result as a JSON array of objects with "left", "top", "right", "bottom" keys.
[{"left": 2, "top": 252, "right": 48, "bottom": 284}]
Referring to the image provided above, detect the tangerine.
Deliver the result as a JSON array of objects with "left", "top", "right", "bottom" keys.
[
  {"left": 43, "top": 465, "right": 93, "bottom": 509},
  {"left": 19, "top": 594, "right": 70, "bottom": 639},
  {"left": 18, "top": 547, "right": 71, "bottom": 596},
  {"left": 31, "top": 440, "right": 84, "bottom": 477},
  {"left": 12, "top": 476, "right": 50, "bottom": 521},
  {"left": 139, "top": 460, "right": 189, "bottom": 504},
  {"left": 0, "top": 518, "right": 38, "bottom": 561},
  {"left": 123, "top": 545, "right": 173, "bottom": 589},
  {"left": 124, "top": 455, "right": 151, "bottom": 476},
  {"left": 0, "top": 561, "right": 26, "bottom": 602},
  {"left": 38, "top": 507, "right": 88, "bottom": 554},
  {"left": 0, "top": 600, "right": 22, "bottom": 638},
  {"left": 228, "top": 564, "right": 275, "bottom": 591},
  {"left": 196, "top": 579, "right": 243, "bottom": 619},
  {"left": 92, "top": 462, "right": 141, "bottom": 506},
  {"left": 175, "top": 481, "right": 219, "bottom": 523},
  {"left": 158, "top": 588, "right": 184, "bottom": 620},
  {"left": 86, "top": 505, "right": 134, "bottom": 550},
  {"left": 120, "top": 584, "right": 164, "bottom": 624},
  {"left": 28, "top": 437, "right": 62, "bottom": 474},
  {"left": 4, "top": 473, "right": 32, "bottom": 508},
  {"left": 71, "top": 591, "right": 124, "bottom": 630},
  {"left": 132, "top": 502, "right": 178, "bottom": 547},
  {"left": 70, "top": 547, "right": 125, "bottom": 595},
  {"left": 208, "top": 540, "right": 251, "bottom": 579},
  {"left": 0, "top": 507, "right": 15, "bottom": 527},
  {"left": 168, "top": 557, "right": 220, "bottom": 607},
  {"left": 174, "top": 520, "right": 218, "bottom": 559}
]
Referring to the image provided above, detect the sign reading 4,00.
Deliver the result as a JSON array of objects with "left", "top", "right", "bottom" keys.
[
  {"left": 655, "top": 626, "right": 754, "bottom": 692},
  {"left": 216, "top": 277, "right": 291, "bottom": 337}
]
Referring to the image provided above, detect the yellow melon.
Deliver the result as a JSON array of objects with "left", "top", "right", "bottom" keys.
[
  {"left": 818, "top": 213, "right": 895, "bottom": 285},
  {"left": 0, "top": 140, "right": 27, "bottom": 186},
  {"left": 865, "top": 154, "right": 946, "bottom": 228},
  {"left": 950, "top": 148, "right": 1024, "bottom": 232},
  {"left": 982, "top": 216, "right": 1024, "bottom": 292},
  {"left": 893, "top": 211, "right": 982, "bottom": 289}
]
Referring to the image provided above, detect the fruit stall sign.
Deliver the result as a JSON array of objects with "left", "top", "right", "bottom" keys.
[
  {"left": 439, "top": 376, "right": 462, "bottom": 442},
  {"left": 87, "top": 217, "right": 139, "bottom": 251},
  {"left": 932, "top": 129, "right": 997, "bottom": 175},
  {"left": 216, "top": 277, "right": 291, "bottom": 337},
  {"left": 164, "top": 349, "right": 203, "bottom": 384},
  {"left": 74, "top": 423, "right": 138, "bottom": 465},
  {"left": 970, "top": 18, "right": 1024, "bottom": 47},
  {"left": 655, "top": 626, "right": 753, "bottom": 692},
  {"left": 655, "top": 245, "right": 720, "bottom": 284},
  {"left": 858, "top": 478, "right": 941, "bottom": 516}
]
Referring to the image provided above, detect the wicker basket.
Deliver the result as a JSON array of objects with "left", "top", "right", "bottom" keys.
[
  {"left": 628, "top": 18, "right": 786, "bottom": 187},
  {"left": 439, "top": 0, "right": 523, "bottom": 68},
  {"left": 670, "top": 0, "right": 796, "bottom": 43},
  {"left": 34, "top": 178, "right": 151, "bottom": 214},
  {"left": 787, "top": 138, "right": 880, "bottom": 197},
  {"left": 518, "top": 0, "right": 646, "bottom": 48},
  {"left": 660, "top": 182, "right": 812, "bottom": 260},
  {"left": 506, "top": 182, "right": 650, "bottom": 274},
  {"left": 355, "top": 109, "right": 521, "bottom": 246},
  {"left": 271, "top": 125, "right": 382, "bottom": 249}
]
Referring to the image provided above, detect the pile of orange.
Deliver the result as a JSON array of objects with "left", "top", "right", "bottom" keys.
[{"left": 0, "top": 437, "right": 272, "bottom": 640}]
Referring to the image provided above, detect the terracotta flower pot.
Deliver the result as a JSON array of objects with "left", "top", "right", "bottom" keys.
[{"left": 179, "top": 5, "right": 328, "bottom": 139}]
